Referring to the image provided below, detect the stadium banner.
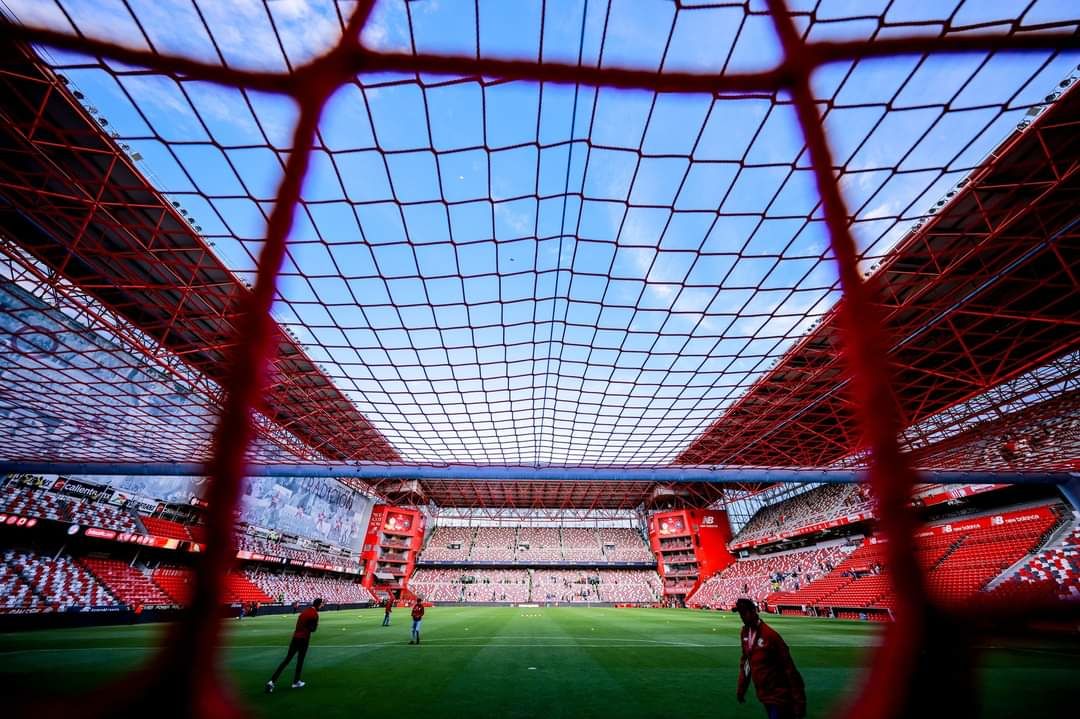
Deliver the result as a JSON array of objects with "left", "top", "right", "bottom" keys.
[
  {"left": 50, "top": 476, "right": 115, "bottom": 503},
  {"left": 913, "top": 483, "right": 1010, "bottom": 507},
  {"left": 730, "top": 483, "right": 1013, "bottom": 549},
  {"left": 871, "top": 505, "right": 1058, "bottom": 542},
  {"left": 730, "top": 510, "right": 874, "bottom": 549},
  {"left": 0, "top": 280, "right": 219, "bottom": 460},
  {"left": 28, "top": 472, "right": 376, "bottom": 551}
]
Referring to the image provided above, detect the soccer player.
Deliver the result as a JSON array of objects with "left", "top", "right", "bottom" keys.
[
  {"left": 734, "top": 598, "right": 806, "bottom": 719},
  {"left": 265, "top": 597, "right": 322, "bottom": 692},
  {"left": 409, "top": 598, "right": 425, "bottom": 644},
  {"left": 382, "top": 596, "right": 393, "bottom": 626}
]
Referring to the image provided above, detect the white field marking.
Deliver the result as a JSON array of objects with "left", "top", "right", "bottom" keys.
[
  {"left": 2, "top": 641, "right": 887, "bottom": 654},
  {"left": 401, "top": 635, "right": 696, "bottom": 643}
]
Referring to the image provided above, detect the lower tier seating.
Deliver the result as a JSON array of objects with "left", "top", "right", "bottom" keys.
[
  {"left": 82, "top": 557, "right": 173, "bottom": 606},
  {"left": 4, "top": 549, "right": 117, "bottom": 610},
  {"left": 140, "top": 515, "right": 193, "bottom": 541},
  {"left": 991, "top": 526, "right": 1080, "bottom": 602},
  {"left": 246, "top": 570, "right": 377, "bottom": 605},
  {"left": 0, "top": 558, "right": 45, "bottom": 612},
  {"left": 408, "top": 568, "right": 662, "bottom": 603},
  {"left": 151, "top": 567, "right": 272, "bottom": 605},
  {"left": 768, "top": 508, "right": 1060, "bottom": 611},
  {"left": 688, "top": 544, "right": 850, "bottom": 609}
]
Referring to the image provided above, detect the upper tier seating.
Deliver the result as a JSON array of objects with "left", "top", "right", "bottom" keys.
[
  {"left": 516, "top": 526, "right": 563, "bottom": 562},
  {"left": 186, "top": 524, "right": 208, "bottom": 544},
  {"left": 733, "top": 484, "right": 871, "bottom": 546},
  {"left": 418, "top": 526, "right": 475, "bottom": 561},
  {"left": 561, "top": 527, "right": 603, "bottom": 562},
  {"left": 3, "top": 487, "right": 138, "bottom": 533},
  {"left": 420, "top": 525, "right": 654, "bottom": 564},
  {"left": 469, "top": 527, "right": 518, "bottom": 561},
  {"left": 140, "top": 515, "right": 192, "bottom": 541},
  {"left": 235, "top": 532, "right": 356, "bottom": 568},
  {"left": 5, "top": 549, "right": 117, "bottom": 610},
  {"left": 82, "top": 557, "right": 172, "bottom": 606},
  {"left": 599, "top": 528, "right": 653, "bottom": 562}
]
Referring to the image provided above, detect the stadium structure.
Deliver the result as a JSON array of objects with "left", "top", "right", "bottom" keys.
[{"left": 0, "top": 1, "right": 1077, "bottom": 718}]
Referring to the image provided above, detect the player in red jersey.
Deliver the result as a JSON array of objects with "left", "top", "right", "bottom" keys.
[
  {"left": 409, "top": 598, "right": 425, "bottom": 645},
  {"left": 382, "top": 596, "right": 393, "bottom": 626},
  {"left": 735, "top": 598, "right": 806, "bottom": 719},
  {"left": 265, "top": 597, "right": 322, "bottom": 692}
]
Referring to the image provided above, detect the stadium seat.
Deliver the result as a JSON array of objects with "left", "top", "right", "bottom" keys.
[
  {"left": 4, "top": 549, "right": 118, "bottom": 611},
  {"left": 83, "top": 557, "right": 172, "bottom": 606},
  {"left": 140, "top": 515, "right": 194, "bottom": 541}
]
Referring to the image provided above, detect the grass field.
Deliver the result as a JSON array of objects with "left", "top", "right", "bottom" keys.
[{"left": 1, "top": 607, "right": 1076, "bottom": 718}]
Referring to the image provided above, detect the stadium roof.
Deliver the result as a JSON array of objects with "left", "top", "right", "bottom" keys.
[{"left": 0, "top": 1, "right": 1077, "bottom": 509}]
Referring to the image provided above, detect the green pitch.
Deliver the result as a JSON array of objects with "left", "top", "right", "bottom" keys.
[{"left": 0, "top": 607, "right": 1075, "bottom": 718}]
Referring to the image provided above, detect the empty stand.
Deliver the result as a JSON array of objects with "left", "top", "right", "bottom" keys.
[
  {"left": 152, "top": 567, "right": 195, "bottom": 605},
  {"left": 767, "top": 507, "right": 1062, "bottom": 613},
  {"left": 689, "top": 544, "right": 850, "bottom": 609},
  {"left": 247, "top": 570, "right": 377, "bottom": 605},
  {"left": 83, "top": 557, "right": 172, "bottom": 606},
  {"left": 140, "top": 516, "right": 193, "bottom": 541},
  {"left": 2, "top": 487, "right": 138, "bottom": 533},
  {"left": 419, "top": 526, "right": 475, "bottom": 562},
  {"left": 0, "top": 558, "right": 45, "bottom": 613},
  {"left": 419, "top": 525, "right": 654, "bottom": 565},
  {"left": 5, "top": 549, "right": 117, "bottom": 610},
  {"left": 150, "top": 566, "right": 271, "bottom": 605},
  {"left": 994, "top": 525, "right": 1080, "bottom": 601}
]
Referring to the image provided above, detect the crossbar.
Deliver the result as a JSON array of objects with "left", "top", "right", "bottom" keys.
[{"left": 0, "top": 461, "right": 1072, "bottom": 485}]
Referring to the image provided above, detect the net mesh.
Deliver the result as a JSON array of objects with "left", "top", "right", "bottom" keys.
[
  {"left": 0, "top": 0, "right": 1078, "bottom": 717},
  {"left": 1, "top": 0, "right": 1077, "bottom": 469}
]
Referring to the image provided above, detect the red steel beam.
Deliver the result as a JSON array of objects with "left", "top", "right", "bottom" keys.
[
  {"left": 0, "top": 45, "right": 398, "bottom": 463},
  {"left": 678, "top": 87, "right": 1080, "bottom": 468}
]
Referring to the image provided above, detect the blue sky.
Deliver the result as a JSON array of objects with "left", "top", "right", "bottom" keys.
[{"left": 3, "top": 0, "right": 1078, "bottom": 466}]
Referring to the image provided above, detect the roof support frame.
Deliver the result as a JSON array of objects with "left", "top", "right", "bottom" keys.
[{"left": 0, "top": 461, "right": 1071, "bottom": 486}]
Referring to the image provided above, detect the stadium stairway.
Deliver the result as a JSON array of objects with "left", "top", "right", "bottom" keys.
[
  {"left": 81, "top": 557, "right": 173, "bottom": 607},
  {"left": 772, "top": 508, "right": 1063, "bottom": 614},
  {"left": 0, "top": 558, "right": 47, "bottom": 612},
  {"left": 984, "top": 514, "right": 1077, "bottom": 591},
  {"left": 151, "top": 567, "right": 272, "bottom": 605},
  {"left": 139, "top": 515, "right": 193, "bottom": 542}
]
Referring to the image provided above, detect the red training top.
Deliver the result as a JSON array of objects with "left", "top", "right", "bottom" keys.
[
  {"left": 736, "top": 620, "right": 805, "bottom": 716},
  {"left": 384, "top": 600, "right": 393, "bottom": 614},
  {"left": 292, "top": 606, "right": 320, "bottom": 640},
  {"left": 411, "top": 604, "right": 425, "bottom": 621}
]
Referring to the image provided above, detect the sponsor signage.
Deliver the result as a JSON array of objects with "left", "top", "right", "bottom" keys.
[
  {"left": 51, "top": 477, "right": 114, "bottom": 503},
  {"left": 657, "top": 515, "right": 687, "bottom": 536},
  {"left": 915, "top": 483, "right": 1008, "bottom": 507},
  {"left": 875, "top": 505, "right": 1056, "bottom": 542},
  {"left": 0, "top": 513, "right": 38, "bottom": 528},
  {"left": 731, "top": 511, "right": 874, "bottom": 549},
  {"left": 733, "top": 484, "right": 1013, "bottom": 548}
]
